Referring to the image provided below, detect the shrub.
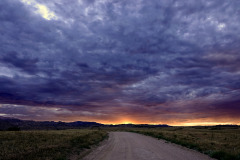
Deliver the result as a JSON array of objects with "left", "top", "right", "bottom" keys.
[
  {"left": 211, "top": 151, "right": 238, "bottom": 160},
  {"left": 7, "top": 126, "right": 20, "bottom": 131}
]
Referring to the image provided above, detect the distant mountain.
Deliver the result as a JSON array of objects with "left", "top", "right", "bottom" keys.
[
  {"left": 0, "top": 117, "right": 174, "bottom": 131},
  {"left": 0, "top": 117, "right": 103, "bottom": 131}
]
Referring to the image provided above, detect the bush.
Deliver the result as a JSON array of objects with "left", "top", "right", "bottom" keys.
[
  {"left": 211, "top": 151, "right": 239, "bottom": 160},
  {"left": 7, "top": 126, "right": 20, "bottom": 131}
]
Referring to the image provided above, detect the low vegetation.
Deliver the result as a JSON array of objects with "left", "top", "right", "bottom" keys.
[
  {"left": 1, "top": 125, "right": 239, "bottom": 160},
  {"left": 126, "top": 127, "right": 240, "bottom": 160},
  {"left": 0, "top": 129, "right": 107, "bottom": 160}
]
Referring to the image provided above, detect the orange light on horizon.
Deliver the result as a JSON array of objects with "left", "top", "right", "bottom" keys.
[
  {"left": 11, "top": 115, "right": 239, "bottom": 126},
  {"left": 175, "top": 122, "right": 240, "bottom": 126},
  {"left": 96, "top": 119, "right": 240, "bottom": 126}
]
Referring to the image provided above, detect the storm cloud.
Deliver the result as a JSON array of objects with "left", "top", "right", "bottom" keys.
[{"left": 0, "top": 0, "right": 240, "bottom": 125}]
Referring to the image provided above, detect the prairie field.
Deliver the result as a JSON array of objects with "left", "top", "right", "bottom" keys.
[
  {"left": 0, "top": 129, "right": 107, "bottom": 160},
  {"left": 125, "top": 127, "right": 240, "bottom": 160},
  {"left": 1, "top": 127, "right": 240, "bottom": 160}
]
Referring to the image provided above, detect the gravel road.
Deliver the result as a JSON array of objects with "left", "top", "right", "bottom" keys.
[{"left": 83, "top": 132, "right": 214, "bottom": 160}]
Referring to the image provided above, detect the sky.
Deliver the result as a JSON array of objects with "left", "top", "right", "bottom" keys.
[{"left": 0, "top": 0, "right": 240, "bottom": 125}]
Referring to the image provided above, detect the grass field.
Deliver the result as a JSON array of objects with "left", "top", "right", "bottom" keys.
[
  {"left": 0, "top": 129, "right": 107, "bottom": 160},
  {"left": 122, "top": 127, "right": 240, "bottom": 160},
  {"left": 1, "top": 127, "right": 239, "bottom": 160}
]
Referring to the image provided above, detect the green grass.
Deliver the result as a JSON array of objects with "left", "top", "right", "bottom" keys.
[
  {"left": 124, "top": 127, "right": 240, "bottom": 160},
  {"left": 0, "top": 129, "right": 108, "bottom": 160}
]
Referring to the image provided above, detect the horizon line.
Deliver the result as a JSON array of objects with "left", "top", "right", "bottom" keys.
[{"left": 1, "top": 116, "right": 239, "bottom": 127}]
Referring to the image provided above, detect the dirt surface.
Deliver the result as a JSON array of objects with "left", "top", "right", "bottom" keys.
[{"left": 82, "top": 132, "right": 214, "bottom": 160}]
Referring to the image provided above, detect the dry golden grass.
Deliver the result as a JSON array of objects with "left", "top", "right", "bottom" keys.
[
  {"left": 0, "top": 129, "right": 107, "bottom": 160},
  {"left": 128, "top": 127, "right": 240, "bottom": 160}
]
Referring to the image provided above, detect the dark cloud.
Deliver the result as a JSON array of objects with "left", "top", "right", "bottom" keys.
[
  {"left": 0, "top": 51, "right": 39, "bottom": 73},
  {"left": 0, "top": 0, "right": 240, "bottom": 124}
]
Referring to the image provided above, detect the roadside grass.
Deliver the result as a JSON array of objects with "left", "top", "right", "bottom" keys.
[
  {"left": 126, "top": 127, "right": 240, "bottom": 160},
  {"left": 0, "top": 129, "right": 108, "bottom": 160}
]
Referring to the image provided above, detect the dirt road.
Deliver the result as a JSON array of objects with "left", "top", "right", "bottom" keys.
[{"left": 83, "top": 132, "right": 214, "bottom": 160}]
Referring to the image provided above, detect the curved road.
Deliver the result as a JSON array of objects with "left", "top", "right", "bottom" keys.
[{"left": 83, "top": 132, "right": 214, "bottom": 160}]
